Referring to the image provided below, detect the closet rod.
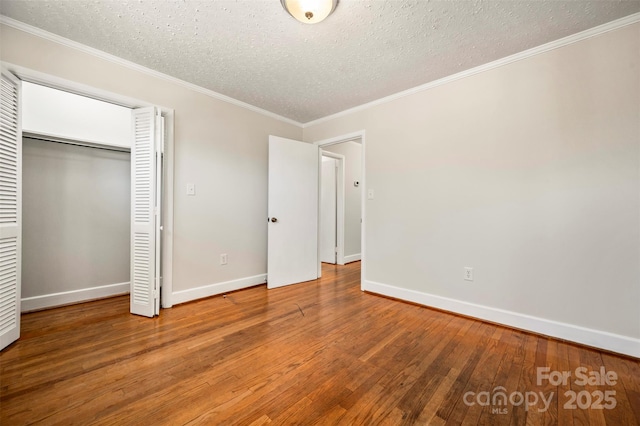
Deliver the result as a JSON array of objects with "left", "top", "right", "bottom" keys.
[{"left": 23, "top": 131, "right": 131, "bottom": 153}]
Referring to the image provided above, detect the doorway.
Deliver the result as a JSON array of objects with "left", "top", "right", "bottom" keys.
[
  {"left": 266, "top": 131, "right": 366, "bottom": 289},
  {"left": 20, "top": 81, "right": 135, "bottom": 312},
  {"left": 319, "top": 139, "right": 362, "bottom": 266},
  {"left": 315, "top": 131, "right": 366, "bottom": 285}
]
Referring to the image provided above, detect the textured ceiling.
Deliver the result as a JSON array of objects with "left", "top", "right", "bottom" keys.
[{"left": 1, "top": 1, "right": 639, "bottom": 124}]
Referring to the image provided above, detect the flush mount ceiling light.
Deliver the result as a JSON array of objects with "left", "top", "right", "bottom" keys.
[{"left": 280, "top": 0, "right": 338, "bottom": 24}]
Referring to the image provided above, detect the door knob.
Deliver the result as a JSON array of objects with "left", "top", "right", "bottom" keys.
[{"left": 271, "top": 217, "right": 278, "bottom": 223}]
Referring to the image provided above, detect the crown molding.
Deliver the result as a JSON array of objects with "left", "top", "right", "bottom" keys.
[
  {"left": 0, "top": 15, "right": 304, "bottom": 128},
  {"left": 303, "top": 12, "right": 640, "bottom": 128},
  {"left": 2, "top": 12, "right": 638, "bottom": 129}
]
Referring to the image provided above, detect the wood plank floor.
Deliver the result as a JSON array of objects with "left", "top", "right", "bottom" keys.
[{"left": 2, "top": 262, "right": 639, "bottom": 425}]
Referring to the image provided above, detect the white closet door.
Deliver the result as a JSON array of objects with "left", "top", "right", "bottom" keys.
[
  {"left": 0, "top": 71, "right": 21, "bottom": 350},
  {"left": 131, "top": 107, "right": 160, "bottom": 317}
]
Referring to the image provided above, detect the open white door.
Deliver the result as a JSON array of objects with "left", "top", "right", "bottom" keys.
[
  {"left": 268, "top": 136, "right": 319, "bottom": 288},
  {"left": 131, "top": 107, "right": 161, "bottom": 317},
  {"left": 320, "top": 157, "right": 337, "bottom": 264},
  {"left": 0, "top": 71, "right": 21, "bottom": 350}
]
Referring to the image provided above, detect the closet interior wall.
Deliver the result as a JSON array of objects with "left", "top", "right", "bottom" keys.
[{"left": 22, "top": 137, "right": 131, "bottom": 311}]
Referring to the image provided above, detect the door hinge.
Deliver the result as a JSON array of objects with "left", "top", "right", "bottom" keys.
[{"left": 335, "top": 247, "right": 338, "bottom": 254}]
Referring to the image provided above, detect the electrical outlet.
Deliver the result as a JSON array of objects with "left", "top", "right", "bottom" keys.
[
  {"left": 220, "top": 253, "right": 228, "bottom": 265},
  {"left": 464, "top": 267, "right": 473, "bottom": 281}
]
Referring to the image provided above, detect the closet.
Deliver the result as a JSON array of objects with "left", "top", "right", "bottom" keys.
[
  {"left": 1, "top": 72, "right": 167, "bottom": 351},
  {"left": 21, "top": 82, "right": 133, "bottom": 312},
  {"left": 22, "top": 138, "right": 131, "bottom": 309}
]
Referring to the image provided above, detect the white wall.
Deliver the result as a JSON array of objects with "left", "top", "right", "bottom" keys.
[
  {"left": 1, "top": 23, "right": 302, "bottom": 303},
  {"left": 22, "top": 138, "right": 130, "bottom": 311},
  {"left": 304, "top": 24, "right": 640, "bottom": 356},
  {"left": 323, "top": 141, "right": 362, "bottom": 260},
  {"left": 22, "top": 81, "right": 132, "bottom": 148}
]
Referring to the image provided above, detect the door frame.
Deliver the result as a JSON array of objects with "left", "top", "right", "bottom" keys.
[
  {"left": 1, "top": 62, "right": 176, "bottom": 308},
  {"left": 314, "top": 130, "right": 366, "bottom": 288},
  {"left": 320, "top": 151, "right": 345, "bottom": 265}
]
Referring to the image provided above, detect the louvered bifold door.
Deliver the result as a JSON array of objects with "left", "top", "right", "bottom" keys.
[
  {"left": 131, "top": 107, "right": 159, "bottom": 317},
  {"left": 0, "top": 71, "right": 21, "bottom": 350}
]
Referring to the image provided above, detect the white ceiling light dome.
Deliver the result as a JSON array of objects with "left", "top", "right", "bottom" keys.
[{"left": 281, "top": 0, "right": 338, "bottom": 24}]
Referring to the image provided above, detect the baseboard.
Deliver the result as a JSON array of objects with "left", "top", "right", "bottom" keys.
[
  {"left": 21, "top": 282, "right": 130, "bottom": 312},
  {"left": 343, "top": 254, "right": 361, "bottom": 264},
  {"left": 363, "top": 280, "right": 640, "bottom": 359},
  {"left": 172, "top": 274, "right": 267, "bottom": 305}
]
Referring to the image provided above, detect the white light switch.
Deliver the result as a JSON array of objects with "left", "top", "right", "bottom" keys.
[
  {"left": 186, "top": 183, "right": 196, "bottom": 196},
  {"left": 367, "top": 189, "right": 374, "bottom": 200}
]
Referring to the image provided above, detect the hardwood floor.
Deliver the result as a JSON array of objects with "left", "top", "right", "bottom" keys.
[{"left": 2, "top": 262, "right": 639, "bottom": 425}]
